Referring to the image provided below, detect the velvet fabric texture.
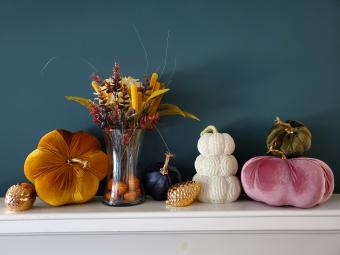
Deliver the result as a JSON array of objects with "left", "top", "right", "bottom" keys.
[
  {"left": 241, "top": 156, "right": 334, "bottom": 208},
  {"left": 24, "top": 130, "right": 108, "bottom": 206}
]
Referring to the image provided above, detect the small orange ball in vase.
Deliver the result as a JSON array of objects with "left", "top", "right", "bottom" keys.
[
  {"left": 107, "top": 179, "right": 128, "bottom": 196},
  {"left": 115, "top": 181, "right": 128, "bottom": 195},
  {"left": 106, "top": 178, "right": 114, "bottom": 190},
  {"left": 104, "top": 191, "right": 112, "bottom": 201},
  {"left": 128, "top": 176, "right": 141, "bottom": 191},
  {"left": 124, "top": 191, "right": 138, "bottom": 202}
]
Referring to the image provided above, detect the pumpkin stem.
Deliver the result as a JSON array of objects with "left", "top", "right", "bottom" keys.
[
  {"left": 200, "top": 125, "right": 218, "bottom": 136},
  {"left": 267, "top": 145, "right": 287, "bottom": 160},
  {"left": 160, "top": 152, "right": 175, "bottom": 175},
  {"left": 67, "top": 158, "right": 89, "bottom": 168},
  {"left": 275, "top": 117, "right": 294, "bottom": 134}
]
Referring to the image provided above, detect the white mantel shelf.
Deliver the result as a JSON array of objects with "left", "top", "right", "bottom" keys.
[
  {"left": 1, "top": 195, "right": 340, "bottom": 235},
  {"left": 1, "top": 195, "right": 340, "bottom": 255}
]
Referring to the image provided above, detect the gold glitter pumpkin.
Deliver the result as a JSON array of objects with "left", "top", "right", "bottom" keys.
[
  {"left": 4, "top": 183, "right": 36, "bottom": 211},
  {"left": 166, "top": 181, "right": 201, "bottom": 207}
]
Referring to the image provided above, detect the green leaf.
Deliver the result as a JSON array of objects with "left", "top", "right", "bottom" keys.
[
  {"left": 158, "top": 103, "right": 180, "bottom": 110},
  {"left": 183, "top": 111, "right": 200, "bottom": 121},
  {"left": 158, "top": 104, "right": 199, "bottom": 121},
  {"left": 65, "top": 96, "right": 90, "bottom": 107},
  {"left": 146, "top": 88, "right": 170, "bottom": 103},
  {"left": 158, "top": 104, "right": 185, "bottom": 117},
  {"left": 158, "top": 110, "right": 183, "bottom": 117}
]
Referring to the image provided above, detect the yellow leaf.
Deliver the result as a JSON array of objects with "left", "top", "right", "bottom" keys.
[
  {"left": 138, "top": 92, "right": 143, "bottom": 112},
  {"left": 91, "top": 81, "right": 101, "bottom": 93},
  {"left": 130, "top": 84, "right": 139, "bottom": 111},
  {"left": 149, "top": 73, "right": 158, "bottom": 87},
  {"left": 152, "top": 81, "right": 161, "bottom": 92},
  {"left": 146, "top": 88, "right": 170, "bottom": 103},
  {"left": 148, "top": 96, "right": 163, "bottom": 115},
  {"left": 65, "top": 96, "right": 90, "bottom": 107}
]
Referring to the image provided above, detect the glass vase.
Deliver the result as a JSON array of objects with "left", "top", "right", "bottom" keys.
[{"left": 102, "top": 129, "right": 145, "bottom": 206}]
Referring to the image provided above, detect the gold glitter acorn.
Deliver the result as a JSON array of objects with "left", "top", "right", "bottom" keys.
[
  {"left": 166, "top": 181, "right": 201, "bottom": 207},
  {"left": 4, "top": 183, "right": 36, "bottom": 212}
]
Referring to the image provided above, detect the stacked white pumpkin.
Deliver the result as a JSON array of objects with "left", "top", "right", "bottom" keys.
[{"left": 193, "top": 125, "right": 241, "bottom": 203}]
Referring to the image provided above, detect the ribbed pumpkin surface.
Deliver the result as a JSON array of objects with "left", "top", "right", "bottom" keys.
[{"left": 24, "top": 130, "right": 108, "bottom": 206}]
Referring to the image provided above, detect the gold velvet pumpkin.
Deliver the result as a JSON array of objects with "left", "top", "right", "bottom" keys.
[{"left": 24, "top": 130, "right": 108, "bottom": 206}]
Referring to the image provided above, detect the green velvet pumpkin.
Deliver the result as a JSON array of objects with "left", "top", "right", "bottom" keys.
[{"left": 266, "top": 117, "right": 312, "bottom": 158}]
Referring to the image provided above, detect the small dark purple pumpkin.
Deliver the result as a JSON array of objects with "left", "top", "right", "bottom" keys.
[{"left": 143, "top": 152, "right": 181, "bottom": 201}]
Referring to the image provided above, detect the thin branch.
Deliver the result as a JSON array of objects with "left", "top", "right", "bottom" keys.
[
  {"left": 156, "top": 127, "right": 172, "bottom": 153},
  {"left": 165, "top": 56, "right": 177, "bottom": 86},
  {"left": 80, "top": 58, "right": 98, "bottom": 72},
  {"left": 40, "top": 56, "right": 57, "bottom": 74},
  {"left": 160, "top": 30, "right": 170, "bottom": 79},
  {"left": 132, "top": 24, "right": 150, "bottom": 76}
]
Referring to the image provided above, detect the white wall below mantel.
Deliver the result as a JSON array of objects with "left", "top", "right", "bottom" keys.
[{"left": 1, "top": 232, "right": 339, "bottom": 255}]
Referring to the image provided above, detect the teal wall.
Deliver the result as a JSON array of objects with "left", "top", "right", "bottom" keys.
[{"left": 0, "top": 0, "right": 339, "bottom": 195}]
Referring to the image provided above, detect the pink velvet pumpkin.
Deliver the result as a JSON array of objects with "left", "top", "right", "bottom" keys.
[{"left": 241, "top": 156, "right": 334, "bottom": 208}]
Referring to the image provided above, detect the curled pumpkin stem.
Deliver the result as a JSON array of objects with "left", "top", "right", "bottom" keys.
[
  {"left": 160, "top": 152, "right": 175, "bottom": 175},
  {"left": 200, "top": 125, "right": 218, "bottom": 136},
  {"left": 275, "top": 117, "right": 294, "bottom": 134},
  {"left": 267, "top": 145, "right": 287, "bottom": 160},
  {"left": 67, "top": 158, "right": 89, "bottom": 169}
]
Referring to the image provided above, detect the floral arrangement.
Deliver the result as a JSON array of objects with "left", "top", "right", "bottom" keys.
[{"left": 66, "top": 63, "right": 198, "bottom": 130}]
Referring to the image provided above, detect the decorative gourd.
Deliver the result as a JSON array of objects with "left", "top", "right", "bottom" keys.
[
  {"left": 195, "top": 154, "right": 238, "bottom": 176},
  {"left": 4, "top": 183, "right": 37, "bottom": 211},
  {"left": 266, "top": 117, "right": 312, "bottom": 157},
  {"left": 193, "top": 174, "right": 241, "bottom": 203},
  {"left": 197, "top": 125, "right": 235, "bottom": 156},
  {"left": 24, "top": 130, "right": 108, "bottom": 206},
  {"left": 241, "top": 156, "right": 334, "bottom": 208},
  {"left": 143, "top": 152, "right": 182, "bottom": 201},
  {"left": 193, "top": 125, "right": 241, "bottom": 204}
]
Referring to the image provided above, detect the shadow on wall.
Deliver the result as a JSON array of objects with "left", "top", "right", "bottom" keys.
[
  {"left": 222, "top": 117, "right": 267, "bottom": 190},
  {"left": 304, "top": 108, "right": 340, "bottom": 187}
]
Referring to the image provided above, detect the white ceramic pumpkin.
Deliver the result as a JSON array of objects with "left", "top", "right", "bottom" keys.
[
  {"left": 197, "top": 126, "right": 235, "bottom": 156},
  {"left": 195, "top": 154, "right": 238, "bottom": 176},
  {"left": 193, "top": 174, "right": 241, "bottom": 203}
]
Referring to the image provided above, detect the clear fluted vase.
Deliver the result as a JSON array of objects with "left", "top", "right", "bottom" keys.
[{"left": 102, "top": 129, "right": 145, "bottom": 206}]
